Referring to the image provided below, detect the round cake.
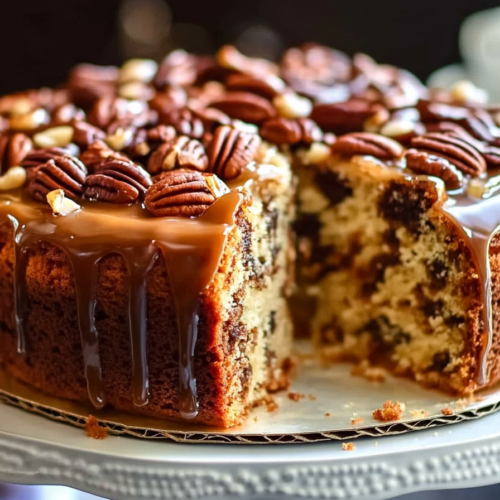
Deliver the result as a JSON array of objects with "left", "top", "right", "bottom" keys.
[{"left": 0, "top": 44, "right": 500, "bottom": 428}]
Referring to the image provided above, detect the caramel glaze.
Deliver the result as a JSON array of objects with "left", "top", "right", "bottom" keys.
[{"left": 0, "top": 189, "right": 244, "bottom": 417}]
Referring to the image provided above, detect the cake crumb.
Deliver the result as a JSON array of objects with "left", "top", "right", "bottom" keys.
[
  {"left": 372, "top": 400, "right": 405, "bottom": 422},
  {"left": 265, "top": 396, "right": 279, "bottom": 412},
  {"left": 267, "top": 356, "right": 298, "bottom": 393},
  {"left": 253, "top": 416, "right": 258, "bottom": 422},
  {"left": 325, "top": 412, "right": 332, "bottom": 417},
  {"left": 351, "top": 416, "right": 363, "bottom": 425},
  {"left": 84, "top": 415, "right": 108, "bottom": 440},
  {"left": 441, "top": 407, "right": 454, "bottom": 416},
  {"left": 342, "top": 442, "right": 355, "bottom": 451},
  {"left": 351, "top": 360, "right": 387, "bottom": 382},
  {"left": 308, "top": 394, "right": 317, "bottom": 401},
  {"left": 410, "top": 409, "right": 429, "bottom": 418},
  {"left": 288, "top": 392, "right": 304, "bottom": 402}
]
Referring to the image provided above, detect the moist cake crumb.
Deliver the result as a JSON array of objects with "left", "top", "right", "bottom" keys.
[
  {"left": 288, "top": 392, "right": 304, "bottom": 402},
  {"left": 441, "top": 407, "right": 454, "bottom": 416},
  {"left": 84, "top": 415, "right": 108, "bottom": 440},
  {"left": 372, "top": 400, "right": 405, "bottom": 422},
  {"left": 342, "top": 442, "right": 355, "bottom": 451}
]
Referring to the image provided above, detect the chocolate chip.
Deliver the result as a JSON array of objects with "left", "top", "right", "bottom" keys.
[
  {"left": 429, "top": 351, "right": 450, "bottom": 371},
  {"left": 313, "top": 169, "right": 353, "bottom": 205},
  {"left": 427, "top": 258, "right": 448, "bottom": 290}
]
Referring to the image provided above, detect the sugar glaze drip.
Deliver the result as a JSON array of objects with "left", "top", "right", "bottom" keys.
[{"left": 0, "top": 190, "right": 243, "bottom": 417}]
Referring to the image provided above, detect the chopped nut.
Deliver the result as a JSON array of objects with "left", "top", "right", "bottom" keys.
[
  {"left": 300, "top": 142, "right": 331, "bottom": 165},
  {"left": 342, "top": 442, "right": 355, "bottom": 451},
  {"left": 84, "top": 415, "right": 108, "bottom": 440},
  {"left": 118, "top": 81, "right": 154, "bottom": 101},
  {"left": 205, "top": 174, "right": 230, "bottom": 198},
  {"left": 273, "top": 92, "right": 312, "bottom": 119},
  {"left": 380, "top": 119, "right": 416, "bottom": 138},
  {"left": 0, "top": 166, "right": 27, "bottom": 190},
  {"left": 33, "top": 126, "right": 74, "bottom": 148},
  {"left": 372, "top": 400, "right": 405, "bottom": 422},
  {"left": 449, "top": 80, "right": 488, "bottom": 104},
  {"left": 8, "top": 97, "right": 33, "bottom": 116},
  {"left": 441, "top": 407, "right": 454, "bottom": 416},
  {"left": 363, "top": 112, "right": 388, "bottom": 133},
  {"left": 10, "top": 108, "right": 49, "bottom": 131},
  {"left": 119, "top": 58, "right": 158, "bottom": 83},
  {"left": 46, "top": 189, "right": 81, "bottom": 216},
  {"left": 105, "top": 127, "right": 134, "bottom": 151}
]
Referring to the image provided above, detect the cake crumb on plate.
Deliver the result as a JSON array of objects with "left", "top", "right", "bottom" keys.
[
  {"left": 351, "top": 360, "right": 387, "bottom": 382},
  {"left": 441, "top": 407, "right": 454, "bottom": 416},
  {"left": 84, "top": 415, "right": 108, "bottom": 440},
  {"left": 325, "top": 412, "right": 332, "bottom": 417},
  {"left": 342, "top": 442, "right": 355, "bottom": 451},
  {"left": 410, "top": 409, "right": 429, "bottom": 418},
  {"left": 351, "top": 416, "right": 363, "bottom": 425},
  {"left": 373, "top": 400, "right": 405, "bottom": 422},
  {"left": 288, "top": 392, "right": 304, "bottom": 402}
]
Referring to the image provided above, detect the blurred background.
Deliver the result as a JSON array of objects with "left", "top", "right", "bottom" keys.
[
  {"left": 3, "top": 0, "right": 500, "bottom": 499},
  {"left": 2, "top": 0, "right": 500, "bottom": 95}
]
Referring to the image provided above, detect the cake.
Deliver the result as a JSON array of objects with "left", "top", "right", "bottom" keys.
[{"left": 0, "top": 43, "right": 499, "bottom": 428}]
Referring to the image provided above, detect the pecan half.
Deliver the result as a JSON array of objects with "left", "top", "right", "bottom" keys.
[
  {"left": 310, "top": 99, "right": 389, "bottom": 134},
  {"left": 225, "top": 73, "right": 286, "bottom": 100},
  {"left": 259, "top": 117, "right": 322, "bottom": 145},
  {"left": 332, "top": 132, "right": 403, "bottom": 160},
  {"left": 85, "top": 160, "right": 152, "bottom": 204},
  {"left": 80, "top": 141, "right": 130, "bottom": 173},
  {"left": 160, "top": 107, "right": 204, "bottom": 139},
  {"left": 145, "top": 170, "right": 229, "bottom": 217},
  {"left": 71, "top": 120, "right": 106, "bottom": 149},
  {"left": 210, "top": 92, "right": 276, "bottom": 124},
  {"left": 207, "top": 125, "right": 261, "bottom": 179},
  {"left": 405, "top": 149, "right": 463, "bottom": 190},
  {"left": 21, "top": 148, "right": 76, "bottom": 181},
  {"left": 0, "top": 133, "right": 33, "bottom": 175},
  {"left": 154, "top": 50, "right": 199, "bottom": 89},
  {"left": 27, "top": 155, "right": 87, "bottom": 201},
  {"left": 410, "top": 132, "right": 485, "bottom": 177},
  {"left": 147, "top": 136, "right": 208, "bottom": 174},
  {"left": 87, "top": 97, "right": 145, "bottom": 130}
]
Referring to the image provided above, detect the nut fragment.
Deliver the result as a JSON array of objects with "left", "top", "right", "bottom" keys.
[
  {"left": 33, "top": 126, "right": 74, "bottom": 148},
  {"left": 9, "top": 108, "right": 50, "bottom": 131},
  {"left": 46, "top": 189, "right": 81, "bottom": 215},
  {"left": 118, "top": 58, "right": 158, "bottom": 83},
  {"left": 105, "top": 127, "right": 135, "bottom": 151},
  {"left": 449, "top": 80, "right": 488, "bottom": 104},
  {"left": 145, "top": 170, "right": 228, "bottom": 217},
  {"left": 273, "top": 92, "right": 312, "bottom": 119},
  {"left": 118, "top": 82, "right": 154, "bottom": 101},
  {"left": 0, "top": 166, "right": 27, "bottom": 190}
]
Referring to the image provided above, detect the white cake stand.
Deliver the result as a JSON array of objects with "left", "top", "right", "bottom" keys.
[{"left": 1, "top": 402, "right": 500, "bottom": 500}]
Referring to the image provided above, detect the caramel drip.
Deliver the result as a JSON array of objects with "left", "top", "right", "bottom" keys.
[
  {"left": 0, "top": 190, "right": 242, "bottom": 417},
  {"left": 440, "top": 194, "right": 500, "bottom": 385}
]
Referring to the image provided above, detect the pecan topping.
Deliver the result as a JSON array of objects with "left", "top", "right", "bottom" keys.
[
  {"left": 147, "top": 136, "right": 208, "bottom": 174},
  {"left": 85, "top": 160, "right": 152, "bottom": 204},
  {"left": 51, "top": 103, "right": 86, "bottom": 125},
  {"left": 154, "top": 50, "right": 199, "bottom": 89},
  {"left": 87, "top": 97, "right": 145, "bottom": 130},
  {"left": 260, "top": 117, "right": 322, "bottom": 145},
  {"left": 149, "top": 88, "right": 188, "bottom": 119},
  {"left": 21, "top": 148, "right": 75, "bottom": 181},
  {"left": 405, "top": 149, "right": 463, "bottom": 190},
  {"left": 66, "top": 64, "right": 118, "bottom": 109},
  {"left": 332, "top": 132, "right": 403, "bottom": 160},
  {"left": 207, "top": 125, "right": 261, "bottom": 179},
  {"left": 217, "top": 45, "right": 278, "bottom": 76},
  {"left": 210, "top": 92, "right": 276, "bottom": 124},
  {"left": 71, "top": 120, "right": 106, "bottom": 149},
  {"left": 145, "top": 170, "right": 229, "bottom": 217},
  {"left": 80, "top": 141, "right": 130, "bottom": 173},
  {"left": 27, "top": 155, "right": 87, "bottom": 202},
  {"left": 310, "top": 99, "right": 389, "bottom": 134},
  {"left": 161, "top": 107, "right": 204, "bottom": 139},
  {"left": 225, "top": 73, "right": 286, "bottom": 100},
  {"left": 0, "top": 133, "right": 33, "bottom": 175},
  {"left": 410, "top": 132, "right": 486, "bottom": 177}
]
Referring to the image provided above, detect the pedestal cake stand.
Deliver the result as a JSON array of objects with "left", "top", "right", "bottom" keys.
[{"left": 2, "top": 402, "right": 500, "bottom": 500}]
